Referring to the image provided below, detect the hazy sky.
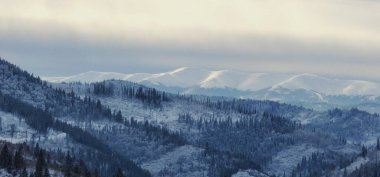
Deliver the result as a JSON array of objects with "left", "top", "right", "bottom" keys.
[{"left": 0, "top": 0, "right": 380, "bottom": 81}]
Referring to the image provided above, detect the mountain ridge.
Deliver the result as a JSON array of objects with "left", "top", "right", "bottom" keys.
[{"left": 43, "top": 67, "right": 380, "bottom": 96}]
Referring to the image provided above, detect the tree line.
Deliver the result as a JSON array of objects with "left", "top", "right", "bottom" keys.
[
  {"left": 0, "top": 142, "right": 129, "bottom": 177},
  {"left": 92, "top": 81, "right": 170, "bottom": 107}
]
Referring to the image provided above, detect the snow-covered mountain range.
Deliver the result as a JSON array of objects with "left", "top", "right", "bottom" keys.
[
  {"left": 43, "top": 67, "right": 380, "bottom": 113},
  {"left": 44, "top": 67, "right": 380, "bottom": 96},
  {"left": 3, "top": 58, "right": 380, "bottom": 177}
]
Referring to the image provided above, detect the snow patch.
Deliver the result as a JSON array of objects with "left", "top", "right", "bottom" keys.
[
  {"left": 267, "top": 144, "right": 321, "bottom": 176},
  {"left": 232, "top": 170, "right": 270, "bottom": 177},
  {"left": 141, "top": 145, "right": 207, "bottom": 177}
]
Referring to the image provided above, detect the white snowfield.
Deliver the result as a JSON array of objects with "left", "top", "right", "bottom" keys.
[
  {"left": 232, "top": 169, "right": 270, "bottom": 177},
  {"left": 43, "top": 67, "right": 380, "bottom": 96}
]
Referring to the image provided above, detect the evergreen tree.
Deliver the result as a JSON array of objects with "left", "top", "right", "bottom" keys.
[
  {"left": 115, "top": 111, "right": 123, "bottom": 122},
  {"left": 20, "top": 168, "right": 28, "bottom": 177},
  {"left": 64, "top": 153, "right": 73, "bottom": 177},
  {"left": 14, "top": 146, "right": 25, "bottom": 170},
  {"left": 43, "top": 168, "right": 50, "bottom": 177},
  {"left": 362, "top": 145, "right": 368, "bottom": 158},
  {"left": 377, "top": 138, "right": 380, "bottom": 151},
  {"left": 84, "top": 169, "right": 92, "bottom": 177},
  {"left": 113, "top": 168, "right": 125, "bottom": 177},
  {"left": 35, "top": 150, "right": 46, "bottom": 177},
  {"left": 93, "top": 170, "right": 100, "bottom": 177},
  {"left": 343, "top": 167, "right": 347, "bottom": 177},
  {"left": 0, "top": 144, "right": 12, "bottom": 169},
  {"left": 34, "top": 144, "right": 40, "bottom": 158}
]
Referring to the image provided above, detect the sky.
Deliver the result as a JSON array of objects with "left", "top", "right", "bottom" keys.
[{"left": 0, "top": 0, "right": 380, "bottom": 81}]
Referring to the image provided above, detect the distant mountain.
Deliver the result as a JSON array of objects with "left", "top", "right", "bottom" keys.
[
  {"left": 43, "top": 68, "right": 380, "bottom": 113},
  {"left": 43, "top": 67, "right": 380, "bottom": 96}
]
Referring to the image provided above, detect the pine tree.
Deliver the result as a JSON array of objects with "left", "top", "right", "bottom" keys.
[
  {"left": 14, "top": 146, "right": 25, "bottom": 170},
  {"left": 0, "top": 117, "right": 2, "bottom": 131},
  {"left": 362, "top": 145, "right": 368, "bottom": 158},
  {"left": 115, "top": 111, "right": 123, "bottom": 122},
  {"left": 64, "top": 153, "right": 73, "bottom": 177},
  {"left": 93, "top": 170, "right": 100, "bottom": 177},
  {"left": 84, "top": 169, "right": 92, "bottom": 177},
  {"left": 113, "top": 168, "right": 124, "bottom": 177},
  {"left": 43, "top": 168, "right": 50, "bottom": 177},
  {"left": 34, "top": 144, "right": 40, "bottom": 158},
  {"left": 35, "top": 150, "right": 46, "bottom": 177},
  {"left": 0, "top": 144, "right": 12, "bottom": 169},
  {"left": 20, "top": 168, "right": 28, "bottom": 177},
  {"left": 343, "top": 167, "right": 347, "bottom": 177},
  {"left": 377, "top": 138, "right": 380, "bottom": 151}
]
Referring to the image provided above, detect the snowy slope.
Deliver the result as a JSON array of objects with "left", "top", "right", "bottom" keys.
[
  {"left": 266, "top": 144, "right": 321, "bottom": 176},
  {"left": 51, "top": 79, "right": 380, "bottom": 177},
  {"left": 0, "top": 111, "right": 79, "bottom": 153},
  {"left": 141, "top": 145, "right": 208, "bottom": 177},
  {"left": 232, "top": 170, "right": 270, "bottom": 177},
  {"left": 43, "top": 67, "right": 380, "bottom": 96},
  {"left": 271, "top": 73, "right": 380, "bottom": 96}
]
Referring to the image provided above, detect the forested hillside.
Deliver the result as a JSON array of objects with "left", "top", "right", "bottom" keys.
[{"left": 1, "top": 58, "right": 380, "bottom": 177}]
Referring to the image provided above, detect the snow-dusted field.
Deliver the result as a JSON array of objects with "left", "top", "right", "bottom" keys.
[
  {"left": 96, "top": 95, "right": 256, "bottom": 133},
  {"left": 141, "top": 145, "right": 208, "bottom": 177},
  {"left": 58, "top": 116, "right": 124, "bottom": 131},
  {"left": 0, "top": 111, "right": 81, "bottom": 152},
  {"left": 0, "top": 111, "right": 36, "bottom": 144},
  {"left": 266, "top": 144, "right": 321, "bottom": 176},
  {"left": 232, "top": 169, "right": 270, "bottom": 177}
]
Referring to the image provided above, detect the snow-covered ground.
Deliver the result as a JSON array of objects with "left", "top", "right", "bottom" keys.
[
  {"left": 0, "top": 111, "right": 80, "bottom": 152},
  {"left": 0, "top": 111, "right": 37, "bottom": 144},
  {"left": 96, "top": 96, "right": 249, "bottom": 133},
  {"left": 266, "top": 144, "right": 321, "bottom": 176},
  {"left": 58, "top": 116, "right": 124, "bottom": 132},
  {"left": 232, "top": 170, "right": 270, "bottom": 177},
  {"left": 141, "top": 145, "right": 208, "bottom": 177},
  {"left": 328, "top": 155, "right": 369, "bottom": 177}
]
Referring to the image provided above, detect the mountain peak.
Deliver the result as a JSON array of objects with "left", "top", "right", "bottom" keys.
[
  {"left": 43, "top": 68, "right": 380, "bottom": 96},
  {"left": 170, "top": 67, "right": 195, "bottom": 73},
  {"left": 169, "top": 67, "right": 209, "bottom": 75}
]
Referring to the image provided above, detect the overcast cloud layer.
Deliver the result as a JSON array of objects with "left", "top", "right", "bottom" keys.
[{"left": 0, "top": 0, "right": 380, "bottom": 81}]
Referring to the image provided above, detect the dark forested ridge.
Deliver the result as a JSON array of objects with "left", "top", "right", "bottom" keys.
[
  {"left": 0, "top": 90, "right": 150, "bottom": 177},
  {"left": 0, "top": 58, "right": 152, "bottom": 177},
  {"left": 0, "top": 141, "right": 135, "bottom": 177}
]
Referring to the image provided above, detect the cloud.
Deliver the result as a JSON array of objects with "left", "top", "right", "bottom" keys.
[
  {"left": 1, "top": 33, "right": 379, "bottom": 81},
  {"left": 1, "top": 0, "right": 380, "bottom": 44},
  {"left": 0, "top": 0, "right": 380, "bottom": 81}
]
